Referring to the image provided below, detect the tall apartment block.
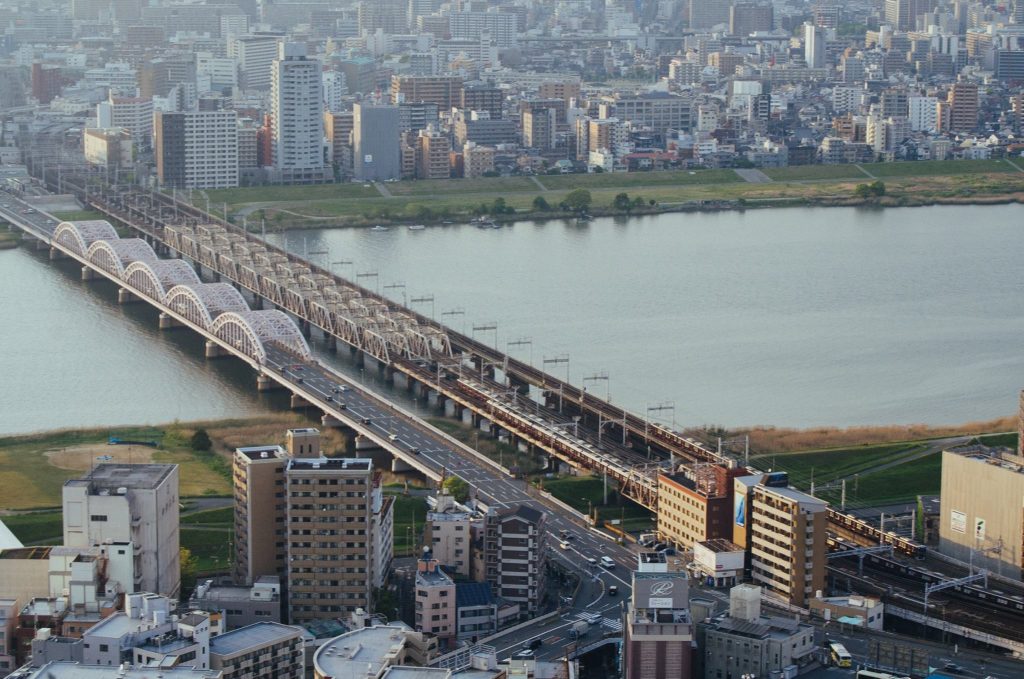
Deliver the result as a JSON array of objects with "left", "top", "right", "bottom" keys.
[
  {"left": 154, "top": 109, "right": 239, "bottom": 189},
  {"left": 229, "top": 33, "right": 283, "bottom": 92},
  {"left": 482, "top": 505, "right": 546, "bottom": 615},
  {"left": 62, "top": 464, "right": 180, "bottom": 597},
  {"left": 353, "top": 103, "right": 401, "bottom": 181},
  {"left": 744, "top": 483, "right": 827, "bottom": 608},
  {"left": 623, "top": 552, "right": 693, "bottom": 679},
  {"left": 271, "top": 43, "right": 329, "bottom": 184},
  {"left": 232, "top": 429, "right": 392, "bottom": 624}
]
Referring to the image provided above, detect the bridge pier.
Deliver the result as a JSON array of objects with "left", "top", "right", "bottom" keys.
[
  {"left": 392, "top": 457, "right": 415, "bottom": 472},
  {"left": 326, "top": 335, "right": 337, "bottom": 352},
  {"left": 49, "top": 247, "right": 66, "bottom": 261},
  {"left": 81, "top": 266, "right": 97, "bottom": 281},
  {"left": 118, "top": 288, "right": 139, "bottom": 304},
  {"left": 355, "top": 435, "right": 379, "bottom": 451},
  {"left": 256, "top": 374, "right": 280, "bottom": 391},
  {"left": 445, "top": 400, "right": 460, "bottom": 419},
  {"left": 508, "top": 373, "right": 530, "bottom": 394},
  {"left": 290, "top": 394, "right": 310, "bottom": 409},
  {"left": 158, "top": 312, "right": 182, "bottom": 329},
  {"left": 204, "top": 340, "right": 226, "bottom": 358}
]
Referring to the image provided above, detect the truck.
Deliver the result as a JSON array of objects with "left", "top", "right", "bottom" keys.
[{"left": 569, "top": 620, "right": 589, "bottom": 640}]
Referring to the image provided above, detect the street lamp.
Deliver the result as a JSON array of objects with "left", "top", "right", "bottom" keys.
[{"left": 331, "top": 259, "right": 354, "bottom": 279}]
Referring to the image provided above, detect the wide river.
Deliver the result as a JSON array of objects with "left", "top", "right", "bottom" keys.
[{"left": 2, "top": 204, "right": 1023, "bottom": 435}]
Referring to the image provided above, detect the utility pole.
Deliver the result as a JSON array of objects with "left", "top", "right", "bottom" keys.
[{"left": 841, "top": 479, "right": 846, "bottom": 510}]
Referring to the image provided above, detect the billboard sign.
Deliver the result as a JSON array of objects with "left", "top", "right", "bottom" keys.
[{"left": 950, "top": 510, "right": 966, "bottom": 534}]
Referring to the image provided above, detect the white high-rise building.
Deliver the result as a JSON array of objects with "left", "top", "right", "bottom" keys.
[
  {"left": 154, "top": 109, "right": 239, "bottom": 189},
  {"left": 908, "top": 95, "right": 939, "bottom": 131},
  {"left": 322, "top": 70, "right": 348, "bottom": 112},
  {"left": 96, "top": 95, "right": 153, "bottom": 149},
  {"left": 271, "top": 43, "right": 328, "bottom": 184},
  {"left": 804, "top": 22, "right": 825, "bottom": 69},
  {"left": 229, "top": 33, "right": 282, "bottom": 91}
]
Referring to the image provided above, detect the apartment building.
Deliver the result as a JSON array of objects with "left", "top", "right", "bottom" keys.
[
  {"left": 424, "top": 494, "right": 475, "bottom": 578},
  {"left": 154, "top": 110, "right": 239, "bottom": 189},
  {"left": 414, "top": 553, "right": 456, "bottom": 648},
  {"left": 229, "top": 34, "right": 283, "bottom": 92},
  {"left": 209, "top": 621, "right": 304, "bottom": 679},
  {"left": 461, "top": 82, "right": 504, "bottom": 120},
  {"left": 391, "top": 75, "right": 463, "bottom": 110},
  {"left": 461, "top": 143, "right": 495, "bottom": 178},
  {"left": 748, "top": 484, "right": 827, "bottom": 608},
  {"left": 415, "top": 126, "right": 451, "bottom": 179},
  {"left": 657, "top": 465, "right": 741, "bottom": 551},
  {"left": 622, "top": 555, "right": 693, "bottom": 679},
  {"left": 483, "top": 505, "right": 546, "bottom": 615},
  {"left": 947, "top": 81, "right": 979, "bottom": 133},
  {"left": 271, "top": 43, "right": 328, "bottom": 184},
  {"left": 96, "top": 96, "right": 153, "bottom": 149},
  {"left": 188, "top": 577, "right": 281, "bottom": 630},
  {"left": 233, "top": 429, "right": 391, "bottom": 623},
  {"left": 62, "top": 464, "right": 180, "bottom": 598},
  {"left": 598, "top": 92, "right": 692, "bottom": 138}
]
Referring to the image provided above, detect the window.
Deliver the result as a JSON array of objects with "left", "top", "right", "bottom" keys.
[
  {"left": 90, "top": 515, "right": 108, "bottom": 522},
  {"left": 99, "top": 644, "right": 109, "bottom": 653}
]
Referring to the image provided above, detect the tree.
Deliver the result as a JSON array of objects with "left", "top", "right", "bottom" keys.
[
  {"left": 563, "top": 188, "right": 592, "bottom": 213},
  {"left": 180, "top": 547, "right": 199, "bottom": 595},
  {"left": 190, "top": 429, "right": 212, "bottom": 452},
  {"left": 612, "top": 192, "right": 632, "bottom": 211},
  {"left": 869, "top": 180, "right": 886, "bottom": 196},
  {"left": 442, "top": 476, "right": 470, "bottom": 502},
  {"left": 854, "top": 183, "right": 873, "bottom": 199},
  {"left": 532, "top": 195, "right": 550, "bottom": 211}
]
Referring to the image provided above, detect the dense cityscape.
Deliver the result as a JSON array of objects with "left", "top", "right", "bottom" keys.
[{"left": 1, "top": 0, "right": 1024, "bottom": 679}]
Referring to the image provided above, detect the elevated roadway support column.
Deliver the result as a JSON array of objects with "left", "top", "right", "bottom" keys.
[
  {"left": 355, "top": 435, "right": 380, "bottom": 452},
  {"left": 508, "top": 373, "right": 530, "bottom": 395},
  {"left": 256, "top": 374, "right": 281, "bottom": 392},
  {"left": 118, "top": 288, "right": 139, "bottom": 304},
  {"left": 204, "top": 340, "right": 226, "bottom": 358},
  {"left": 392, "top": 457, "right": 415, "bottom": 472},
  {"left": 49, "top": 247, "right": 67, "bottom": 261},
  {"left": 81, "top": 266, "right": 97, "bottom": 281},
  {"left": 158, "top": 312, "right": 183, "bottom": 330},
  {"left": 290, "top": 393, "right": 310, "bottom": 409},
  {"left": 445, "top": 400, "right": 461, "bottom": 419}
]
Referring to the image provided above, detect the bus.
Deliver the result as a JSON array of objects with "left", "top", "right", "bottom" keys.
[{"left": 829, "top": 642, "right": 852, "bottom": 668}]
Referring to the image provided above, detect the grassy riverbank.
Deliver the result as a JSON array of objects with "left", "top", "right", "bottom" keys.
[{"left": 200, "top": 159, "right": 1024, "bottom": 230}]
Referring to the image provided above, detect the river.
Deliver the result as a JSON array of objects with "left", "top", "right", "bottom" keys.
[{"left": 2, "top": 204, "right": 1023, "bottom": 435}]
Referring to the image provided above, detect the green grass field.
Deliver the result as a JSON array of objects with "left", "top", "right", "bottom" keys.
[
  {"left": 181, "top": 527, "right": 233, "bottom": 573},
  {"left": 206, "top": 183, "right": 380, "bottom": 205},
  {"left": 3, "top": 511, "right": 63, "bottom": 545},
  {"left": 52, "top": 209, "right": 106, "bottom": 222},
  {"left": 387, "top": 176, "right": 538, "bottom": 196},
  {"left": 181, "top": 507, "right": 234, "bottom": 526},
  {"left": 541, "top": 168, "right": 741, "bottom": 191},
  {"left": 866, "top": 159, "right": 1015, "bottom": 178},
  {"left": 821, "top": 451, "right": 943, "bottom": 506},
  {"left": 389, "top": 492, "right": 428, "bottom": 555},
  {"left": 976, "top": 432, "right": 1018, "bottom": 448},
  {"left": 761, "top": 166, "right": 868, "bottom": 181},
  {"left": 750, "top": 442, "right": 927, "bottom": 486},
  {"left": 540, "top": 474, "right": 651, "bottom": 527}
]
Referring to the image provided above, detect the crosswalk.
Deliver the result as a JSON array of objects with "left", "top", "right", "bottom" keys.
[
  {"left": 601, "top": 617, "right": 623, "bottom": 632},
  {"left": 572, "top": 612, "right": 623, "bottom": 632}
]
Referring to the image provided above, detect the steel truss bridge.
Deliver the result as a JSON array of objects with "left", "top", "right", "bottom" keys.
[{"left": 5, "top": 171, "right": 927, "bottom": 558}]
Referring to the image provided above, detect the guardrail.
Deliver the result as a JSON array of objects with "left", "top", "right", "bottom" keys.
[{"left": 886, "top": 604, "right": 1024, "bottom": 655}]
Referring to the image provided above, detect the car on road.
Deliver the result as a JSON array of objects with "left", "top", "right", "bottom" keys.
[
  {"left": 524, "top": 638, "right": 542, "bottom": 651},
  {"left": 600, "top": 556, "right": 615, "bottom": 569},
  {"left": 388, "top": 433, "right": 399, "bottom": 441},
  {"left": 514, "top": 649, "right": 534, "bottom": 659},
  {"left": 587, "top": 557, "right": 598, "bottom": 567},
  {"left": 559, "top": 541, "right": 570, "bottom": 550},
  {"left": 361, "top": 417, "right": 372, "bottom": 424},
  {"left": 943, "top": 663, "right": 965, "bottom": 673},
  {"left": 608, "top": 586, "right": 618, "bottom": 596},
  {"left": 409, "top": 447, "right": 420, "bottom": 454}
]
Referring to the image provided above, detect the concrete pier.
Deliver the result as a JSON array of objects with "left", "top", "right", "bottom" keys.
[
  {"left": 81, "top": 266, "right": 96, "bottom": 281},
  {"left": 49, "top": 247, "right": 66, "bottom": 261},
  {"left": 118, "top": 288, "right": 138, "bottom": 304},
  {"left": 204, "top": 340, "right": 225, "bottom": 358},
  {"left": 355, "top": 435, "right": 378, "bottom": 451},
  {"left": 256, "top": 374, "right": 278, "bottom": 391},
  {"left": 290, "top": 394, "right": 310, "bottom": 409},
  {"left": 158, "top": 312, "right": 182, "bottom": 329}
]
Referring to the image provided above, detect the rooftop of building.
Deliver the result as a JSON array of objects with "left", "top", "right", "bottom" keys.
[
  {"left": 416, "top": 563, "right": 454, "bottom": 587},
  {"left": 638, "top": 552, "right": 667, "bottom": 565},
  {"left": 496, "top": 504, "right": 542, "bottom": 524},
  {"left": 210, "top": 622, "right": 302, "bottom": 657},
  {"left": 235, "top": 445, "right": 285, "bottom": 461},
  {"left": 287, "top": 456, "right": 372, "bottom": 471},
  {"left": 700, "top": 538, "right": 744, "bottom": 553},
  {"left": 135, "top": 633, "right": 197, "bottom": 656},
  {"left": 382, "top": 667, "right": 452, "bottom": 679},
  {"left": 456, "top": 582, "right": 495, "bottom": 608},
  {"left": 1, "top": 546, "right": 53, "bottom": 560},
  {"left": 946, "top": 444, "right": 1024, "bottom": 474},
  {"left": 66, "top": 463, "right": 175, "bottom": 492},
  {"left": 314, "top": 625, "right": 411, "bottom": 679},
  {"left": 7, "top": 662, "right": 222, "bottom": 678},
  {"left": 755, "top": 483, "right": 828, "bottom": 510},
  {"left": 84, "top": 611, "right": 162, "bottom": 640},
  {"left": 707, "top": 613, "right": 810, "bottom": 640}
]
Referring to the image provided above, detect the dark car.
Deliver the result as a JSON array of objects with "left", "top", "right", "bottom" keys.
[{"left": 525, "top": 638, "right": 543, "bottom": 650}]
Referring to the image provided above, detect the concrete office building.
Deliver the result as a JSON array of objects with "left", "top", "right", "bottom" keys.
[
  {"left": 233, "top": 446, "right": 287, "bottom": 586},
  {"left": 62, "top": 465, "right": 180, "bottom": 598},
  {"left": 482, "top": 505, "right": 546, "bottom": 616},
  {"left": 353, "top": 103, "right": 401, "bottom": 181},
  {"left": 154, "top": 110, "right": 239, "bottom": 190},
  {"left": 623, "top": 553, "right": 693, "bottom": 679},
  {"left": 939, "top": 445, "right": 1024, "bottom": 579},
  {"left": 96, "top": 96, "right": 153, "bottom": 149},
  {"left": 271, "top": 43, "right": 328, "bottom": 184},
  {"left": 947, "top": 81, "right": 979, "bottom": 132},
  {"left": 598, "top": 92, "right": 692, "bottom": 138},
  {"left": 701, "top": 584, "right": 817, "bottom": 679},
  {"left": 908, "top": 95, "right": 939, "bottom": 131},
  {"left": 748, "top": 484, "right": 827, "bottom": 608},
  {"left": 188, "top": 577, "right": 282, "bottom": 630},
  {"left": 730, "top": 3, "right": 774, "bottom": 37}
]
